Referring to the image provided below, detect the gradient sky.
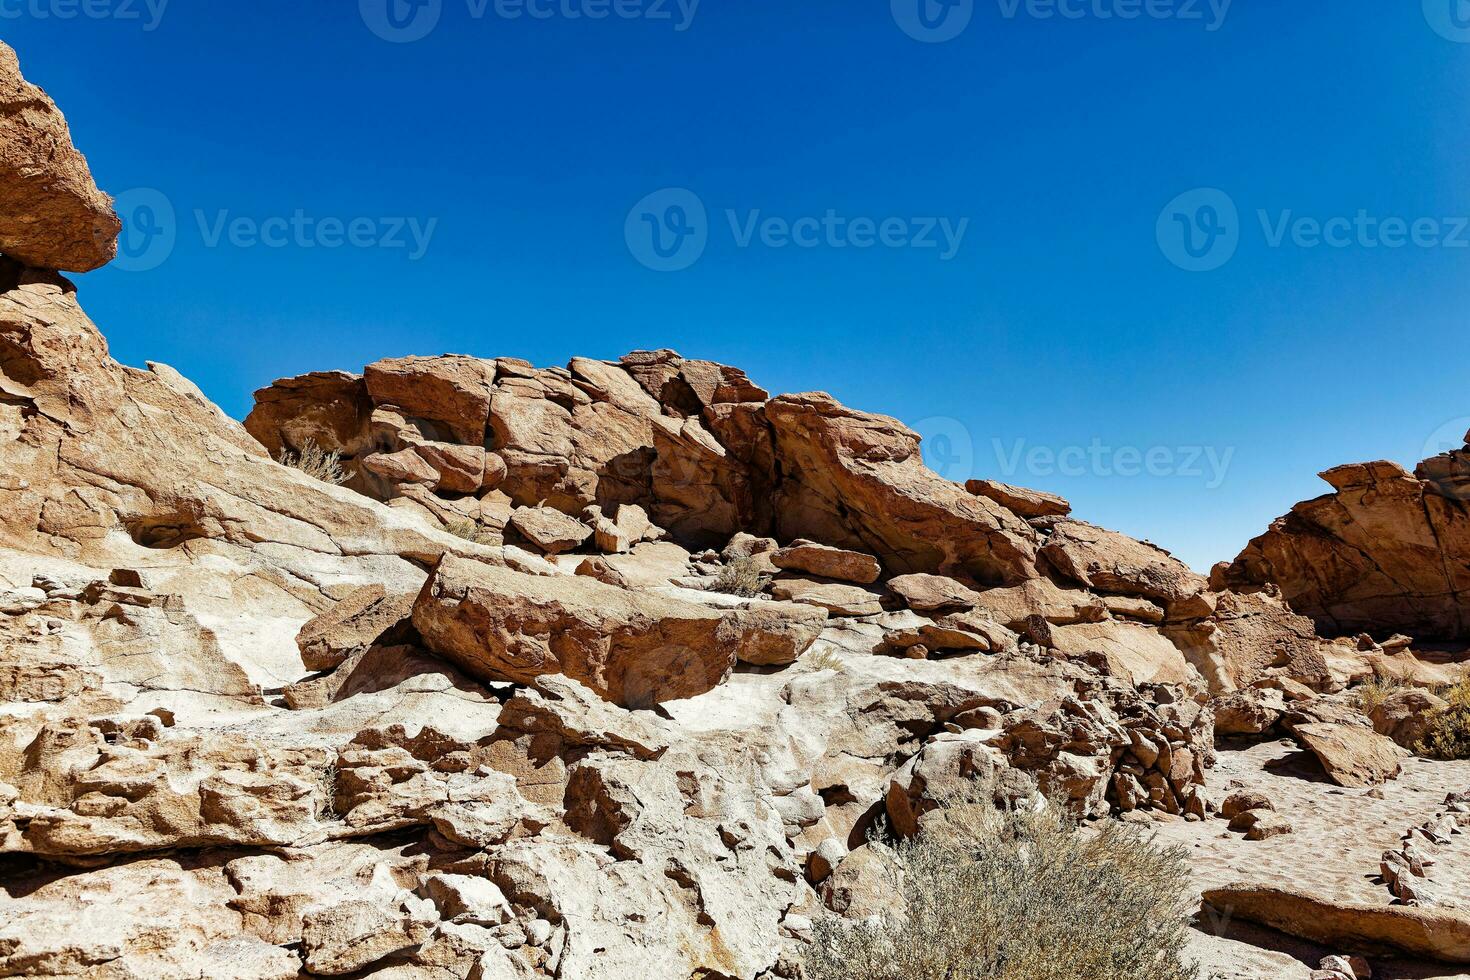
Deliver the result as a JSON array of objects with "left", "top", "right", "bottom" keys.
[{"left": 5, "top": 1, "right": 1468, "bottom": 571}]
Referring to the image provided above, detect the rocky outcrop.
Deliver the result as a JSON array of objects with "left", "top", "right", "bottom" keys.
[
  {"left": 1227, "top": 451, "right": 1470, "bottom": 641},
  {"left": 413, "top": 556, "right": 745, "bottom": 706},
  {"left": 1202, "top": 885, "right": 1470, "bottom": 962},
  {"left": 1036, "top": 518, "right": 1206, "bottom": 606},
  {"left": 11, "top": 37, "right": 1470, "bottom": 980},
  {"left": 764, "top": 393, "right": 1039, "bottom": 584},
  {"left": 0, "top": 43, "right": 119, "bottom": 272}
]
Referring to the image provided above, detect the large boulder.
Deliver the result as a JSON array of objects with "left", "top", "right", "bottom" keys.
[
  {"left": 1037, "top": 518, "right": 1205, "bottom": 605},
  {"left": 1291, "top": 721, "right": 1408, "bottom": 788},
  {"left": 763, "top": 393, "right": 1039, "bottom": 584},
  {"left": 1226, "top": 454, "right": 1470, "bottom": 641},
  {"left": 0, "top": 42, "right": 119, "bottom": 271},
  {"left": 411, "top": 556, "right": 738, "bottom": 707}
]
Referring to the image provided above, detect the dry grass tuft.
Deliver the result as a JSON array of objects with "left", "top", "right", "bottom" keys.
[
  {"left": 278, "top": 439, "right": 348, "bottom": 486},
  {"left": 444, "top": 519, "right": 497, "bottom": 546},
  {"left": 804, "top": 649, "right": 847, "bottom": 674},
  {"left": 805, "top": 801, "right": 1199, "bottom": 980},
  {"left": 1415, "top": 679, "right": 1470, "bottom": 761},
  {"left": 709, "top": 556, "right": 770, "bottom": 598},
  {"left": 1354, "top": 675, "right": 1415, "bottom": 714}
]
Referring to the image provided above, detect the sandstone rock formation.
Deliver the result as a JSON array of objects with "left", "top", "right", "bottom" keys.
[
  {"left": 5, "top": 39, "right": 1470, "bottom": 980},
  {"left": 0, "top": 42, "right": 119, "bottom": 272},
  {"left": 1227, "top": 451, "right": 1470, "bottom": 641}
]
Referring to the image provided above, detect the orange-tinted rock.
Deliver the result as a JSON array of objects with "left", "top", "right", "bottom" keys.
[
  {"left": 363, "top": 356, "right": 497, "bottom": 445},
  {"left": 771, "top": 540, "right": 882, "bottom": 585},
  {"left": 1227, "top": 453, "right": 1470, "bottom": 641},
  {"left": 965, "top": 479, "right": 1071, "bottom": 518},
  {"left": 764, "top": 393, "right": 1039, "bottom": 584},
  {"left": 411, "top": 556, "right": 736, "bottom": 707},
  {"left": 0, "top": 43, "right": 119, "bottom": 272},
  {"left": 1038, "top": 518, "right": 1205, "bottom": 604},
  {"left": 244, "top": 371, "right": 374, "bottom": 459}
]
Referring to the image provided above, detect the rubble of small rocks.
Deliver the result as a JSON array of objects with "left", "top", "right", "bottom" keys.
[{"left": 3, "top": 37, "right": 1470, "bottom": 980}]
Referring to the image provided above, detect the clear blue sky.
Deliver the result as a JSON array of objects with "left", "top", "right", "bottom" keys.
[{"left": 5, "top": 1, "right": 1468, "bottom": 571}]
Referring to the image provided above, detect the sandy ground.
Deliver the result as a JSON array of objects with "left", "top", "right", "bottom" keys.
[{"left": 1150, "top": 739, "right": 1470, "bottom": 979}]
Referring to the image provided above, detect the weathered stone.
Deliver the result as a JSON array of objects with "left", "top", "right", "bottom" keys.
[
  {"left": 508, "top": 506, "right": 592, "bottom": 555},
  {"left": 1039, "top": 519, "right": 1206, "bottom": 604},
  {"left": 1227, "top": 455, "right": 1470, "bottom": 641},
  {"left": 965, "top": 479, "right": 1072, "bottom": 518},
  {"left": 769, "top": 578, "right": 885, "bottom": 617},
  {"left": 0, "top": 43, "right": 119, "bottom": 271},
  {"left": 887, "top": 573, "right": 981, "bottom": 612},
  {"left": 771, "top": 539, "right": 882, "bottom": 585},
  {"left": 413, "top": 556, "right": 738, "bottom": 706},
  {"left": 1292, "top": 722, "right": 1409, "bottom": 788}
]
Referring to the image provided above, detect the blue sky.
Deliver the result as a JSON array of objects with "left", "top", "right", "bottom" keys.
[{"left": 5, "top": 1, "right": 1468, "bottom": 571}]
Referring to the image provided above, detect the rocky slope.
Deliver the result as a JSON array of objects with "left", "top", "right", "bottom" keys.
[{"left": 2, "top": 39, "right": 1470, "bottom": 980}]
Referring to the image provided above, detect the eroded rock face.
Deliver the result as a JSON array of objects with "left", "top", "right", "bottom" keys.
[
  {"left": 412, "top": 556, "right": 738, "bottom": 707},
  {"left": 764, "top": 393, "right": 1040, "bottom": 584},
  {"left": 1227, "top": 453, "right": 1470, "bottom": 641},
  {"left": 1037, "top": 518, "right": 1206, "bottom": 606},
  {"left": 12, "top": 42, "right": 1470, "bottom": 980},
  {"left": 0, "top": 42, "right": 119, "bottom": 272}
]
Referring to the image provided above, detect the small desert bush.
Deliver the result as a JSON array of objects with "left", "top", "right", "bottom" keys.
[
  {"left": 278, "top": 439, "right": 348, "bottom": 486},
  {"left": 1414, "top": 679, "right": 1470, "bottom": 761},
  {"left": 445, "top": 519, "right": 497, "bottom": 546},
  {"left": 710, "top": 556, "right": 770, "bottom": 598},
  {"left": 806, "top": 801, "right": 1199, "bottom": 980},
  {"left": 804, "top": 648, "right": 847, "bottom": 674},
  {"left": 1354, "top": 674, "right": 1414, "bottom": 714}
]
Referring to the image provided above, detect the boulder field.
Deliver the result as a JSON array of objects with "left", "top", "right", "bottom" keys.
[{"left": 2, "top": 39, "right": 1470, "bottom": 980}]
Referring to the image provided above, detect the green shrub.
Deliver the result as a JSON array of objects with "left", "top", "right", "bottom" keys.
[
  {"left": 709, "top": 556, "right": 770, "bottom": 598},
  {"left": 805, "top": 801, "right": 1199, "bottom": 980},
  {"left": 1415, "top": 680, "right": 1470, "bottom": 761},
  {"left": 278, "top": 439, "right": 348, "bottom": 486}
]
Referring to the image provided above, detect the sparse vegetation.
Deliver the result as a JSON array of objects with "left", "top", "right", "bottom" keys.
[
  {"left": 1354, "top": 674, "right": 1414, "bottom": 714},
  {"left": 1414, "top": 679, "right": 1470, "bottom": 761},
  {"left": 805, "top": 648, "right": 847, "bottom": 674},
  {"left": 445, "top": 519, "right": 497, "bottom": 546},
  {"left": 805, "top": 801, "right": 1199, "bottom": 980},
  {"left": 710, "top": 555, "right": 770, "bottom": 598},
  {"left": 277, "top": 439, "right": 348, "bottom": 486}
]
